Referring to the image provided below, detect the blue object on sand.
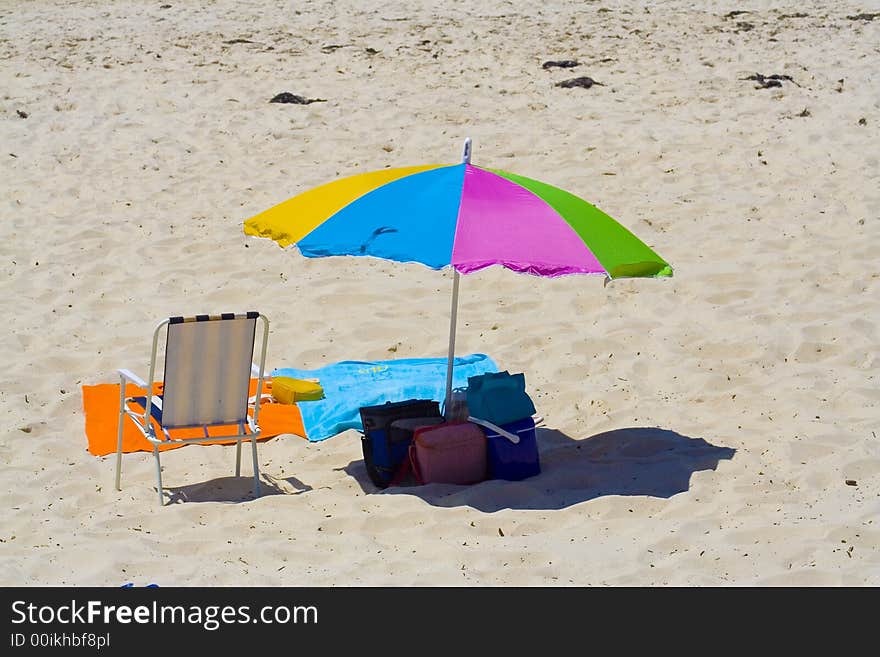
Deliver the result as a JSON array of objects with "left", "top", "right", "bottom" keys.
[{"left": 273, "top": 353, "right": 498, "bottom": 442}]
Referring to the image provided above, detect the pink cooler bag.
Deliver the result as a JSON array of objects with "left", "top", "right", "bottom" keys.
[{"left": 410, "top": 422, "right": 487, "bottom": 485}]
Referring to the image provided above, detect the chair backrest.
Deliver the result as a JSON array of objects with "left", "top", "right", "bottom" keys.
[{"left": 159, "top": 313, "right": 259, "bottom": 429}]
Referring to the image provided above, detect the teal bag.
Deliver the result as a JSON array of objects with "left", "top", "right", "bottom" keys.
[{"left": 466, "top": 371, "right": 536, "bottom": 426}]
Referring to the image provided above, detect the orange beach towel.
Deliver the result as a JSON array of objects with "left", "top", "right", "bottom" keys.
[{"left": 81, "top": 379, "right": 306, "bottom": 456}]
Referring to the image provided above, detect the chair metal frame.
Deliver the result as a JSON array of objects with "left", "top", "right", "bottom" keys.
[{"left": 114, "top": 312, "right": 270, "bottom": 505}]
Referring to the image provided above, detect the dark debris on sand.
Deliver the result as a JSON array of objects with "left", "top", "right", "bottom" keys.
[
  {"left": 542, "top": 60, "right": 579, "bottom": 70},
  {"left": 269, "top": 92, "right": 327, "bottom": 105},
  {"left": 556, "top": 76, "right": 604, "bottom": 89},
  {"left": 723, "top": 10, "right": 750, "bottom": 20},
  {"left": 16, "top": 110, "right": 28, "bottom": 119},
  {"left": 846, "top": 12, "right": 880, "bottom": 21},
  {"left": 778, "top": 13, "right": 809, "bottom": 20},
  {"left": 742, "top": 73, "right": 799, "bottom": 89}
]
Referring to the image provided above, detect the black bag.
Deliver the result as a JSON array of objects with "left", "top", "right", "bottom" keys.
[{"left": 359, "top": 399, "right": 442, "bottom": 488}]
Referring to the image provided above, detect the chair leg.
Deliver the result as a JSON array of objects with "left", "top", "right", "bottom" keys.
[
  {"left": 153, "top": 445, "right": 164, "bottom": 506},
  {"left": 250, "top": 437, "right": 261, "bottom": 497},
  {"left": 115, "top": 385, "right": 126, "bottom": 492},
  {"left": 235, "top": 439, "right": 242, "bottom": 477}
]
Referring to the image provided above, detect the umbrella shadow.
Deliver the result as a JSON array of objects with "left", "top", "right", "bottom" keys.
[
  {"left": 344, "top": 426, "right": 735, "bottom": 512},
  {"left": 163, "top": 473, "right": 312, "bottom": 504}
]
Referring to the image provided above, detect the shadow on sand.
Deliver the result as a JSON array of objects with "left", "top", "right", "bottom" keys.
[
  {"left": 344, "top": 426, "right": 735, "bottom": 512},
  {"left": 163, "top": 473, "right": 312, "bottom": 504}
]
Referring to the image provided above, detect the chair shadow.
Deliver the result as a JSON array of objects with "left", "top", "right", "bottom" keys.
[
  {"left": 164, "top": 473, "right": 312, "bottom": 504},
  {"left": 344, "top": 426, "right": 735, "bottom": 512}
]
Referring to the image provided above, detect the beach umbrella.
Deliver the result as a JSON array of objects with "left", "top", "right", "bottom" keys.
[{"left": 243, "top": 139, "right": 672, "bottom": 408}]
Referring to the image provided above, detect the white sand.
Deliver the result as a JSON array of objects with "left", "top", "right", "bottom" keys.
[{"left": 1, "top": 0, "right": 878, "bottom": 585}]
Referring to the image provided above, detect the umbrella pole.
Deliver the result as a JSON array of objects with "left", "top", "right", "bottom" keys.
[
  {"left": 444, "top": 269, "right": 461, "bottom": 413},
  {"left": 443, "top": 137, "right": 471, "bottom": 413}
]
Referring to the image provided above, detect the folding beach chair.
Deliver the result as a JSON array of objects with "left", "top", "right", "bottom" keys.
[{"left": 114, "top": 312, "right": 270, "bottom": 505}]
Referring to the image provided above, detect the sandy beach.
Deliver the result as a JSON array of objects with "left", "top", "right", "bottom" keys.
[{"left": 1, "top": 0, "right": 878, "bottom": 585}]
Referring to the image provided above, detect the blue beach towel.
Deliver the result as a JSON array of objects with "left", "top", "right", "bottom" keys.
[{"left": 273, "top": 353, "right": 498, "bottom": 442}]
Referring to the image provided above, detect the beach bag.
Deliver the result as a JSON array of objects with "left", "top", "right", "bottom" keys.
[
  {"left": 466, "top": 371, "right": 536, "bottom": 426},
  {"left": 409, "top": 422, "right": 487, "bottom": 485},
  {"left": 359, "top": 399, "right": 442, "bottom": 488},
  {"left": 471, "top": 416, "right": 541, "bottom": 481}
]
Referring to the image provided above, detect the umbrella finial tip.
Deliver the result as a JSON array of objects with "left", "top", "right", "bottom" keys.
[{"left": 462, "top": 137, "right": 472, "bottom": 164}]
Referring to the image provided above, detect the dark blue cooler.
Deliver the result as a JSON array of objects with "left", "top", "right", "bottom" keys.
[{"left": 483, "top": 416, "right": 540, "bottom": 481}]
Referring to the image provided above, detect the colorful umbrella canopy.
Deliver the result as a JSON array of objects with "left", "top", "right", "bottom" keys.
[
  {"left": 244, "top": 139, "right": 672, "bottom": 407},
  {"left": 244, "top": 147, "right": 672, "bottom": 280}
]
